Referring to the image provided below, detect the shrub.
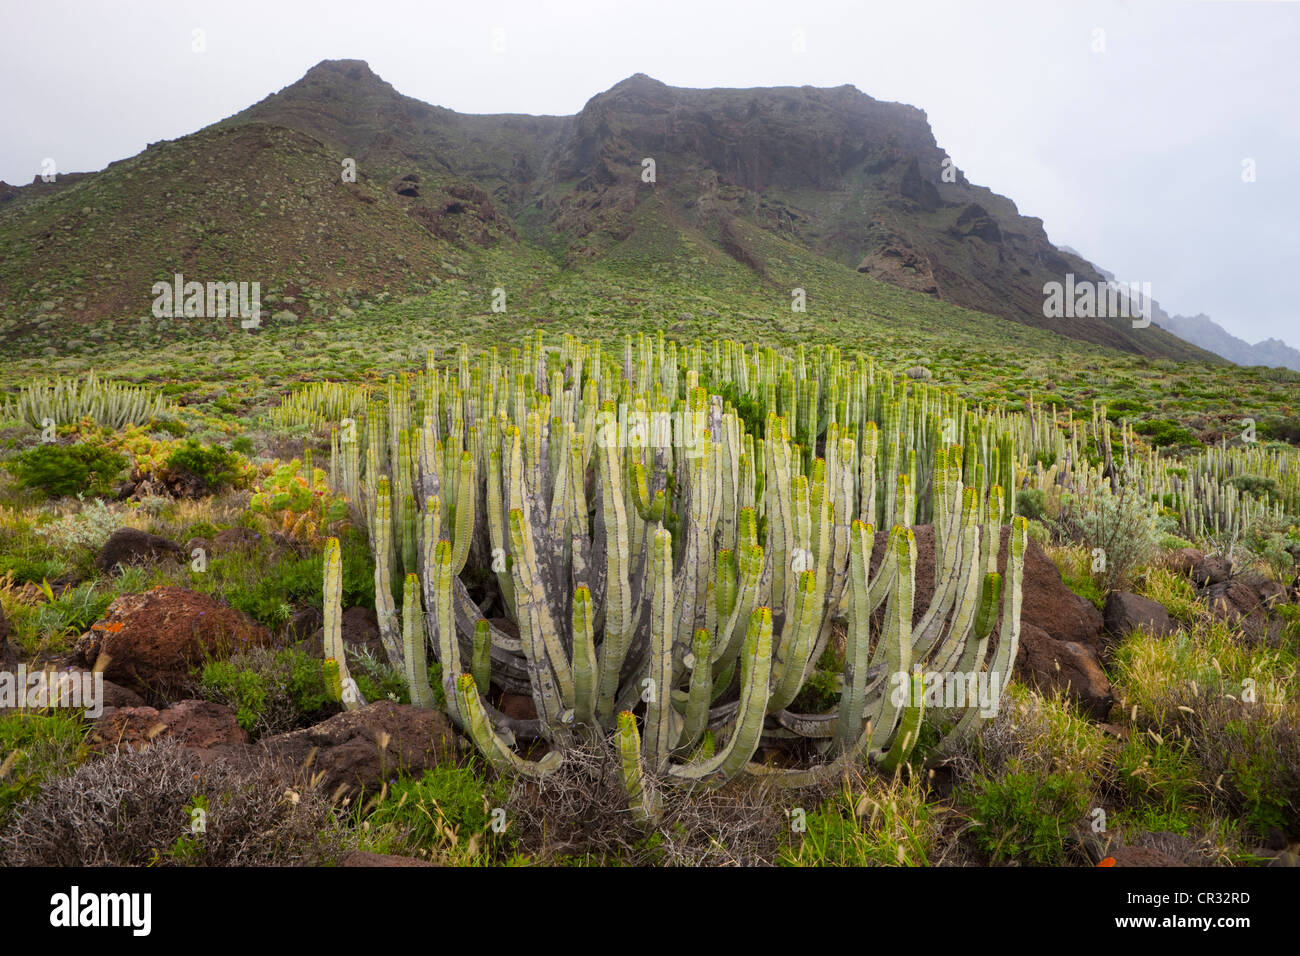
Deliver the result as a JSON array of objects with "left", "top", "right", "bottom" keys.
[
  {"left": 1113, "top": 734, "right": 1207, "bottom": 835},
  {"left": 7, "top": 443, "right": 126, "bottom": 498},
  {"left": 0, "top": 739, "right": 353, "bottom": 866},
  {"left": 777, "top": 771, "right": 938, "bottom": 866},
  {"left": 1025, "top": 519, "right": 1051, "bottom": 548},
  {"left": 150, "top": 418, "right": 187, "bottom": 438},
  {"left": 1047, "top": 544, "right": 1106, "bottom": 609},
  {"left": 1015, "top": 489, "right": 1047, "bottom": 522},
  {"left": 1258, "top": 415, "right": 1300, "bottom": 444},
  {"left": 1132, "top": 418, "right": 1200, "bottom": 449},
  {"left": 199, "top": 646, "right": 334, "bottom": 738},
  {"left": 34, "top": 498, "right": 123, "bottom": 553},
  {"left": 967, "top": 766, "right": 1092, "bottom": 865},
  {"left": 163, "top": 439, "right": 241, "bottom": 494},
  {"left": 1105, "top": 398, "right": 1149, "bottom": 421},
  {"left": 1056, "top": 484, "right": 1160, "bottom": 591},
  {"left": 716, "top": 383, "right": 766, "bottom": 439},
  {"left": 958, "top": 683, "right": 1109, "bottom": 783},
  {"left": 502, "top": 736, "right": 787, "bottom": 866},
  {"left": 1190, "top": 695, "right": 1300, "bottom": 837},
  {"left": 8, "top": 582, "right": 116, "bottom": 655},
  {"left": 1227, "top": 475, "right": 1280, "bottom": 502},
  {"left": 223, "top": 538, "right": 372, "bottom": 628}
]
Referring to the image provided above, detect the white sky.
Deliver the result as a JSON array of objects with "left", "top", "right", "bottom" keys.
[{"left": 1, "top": 0, "right": 1296, "bottom": 345}]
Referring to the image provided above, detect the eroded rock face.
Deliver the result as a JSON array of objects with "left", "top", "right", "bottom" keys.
[
  {"left": 75, "top": 586, "right": 273, "bottom": 697},
  {"left": 1016, "top": 626, "right": 1113, "bottom": 720},
  {"left": 1206, "top": 574, "right": 1288, "bottom": 629},
  {"left": 1163, "top": 549, "right": 1289, "bottom": 633}
]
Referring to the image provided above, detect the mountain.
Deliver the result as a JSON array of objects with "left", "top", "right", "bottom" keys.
[
  {"left": 0, "top": 59, "right": 1219, "bottom": 363},
  {"left": 1156, "top": 313, "right": 1300, "bottom": 372}
]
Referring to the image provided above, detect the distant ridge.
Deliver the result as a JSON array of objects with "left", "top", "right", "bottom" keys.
[{"left": 1156, "top": 313, "right": 1300, "bottom": 372}]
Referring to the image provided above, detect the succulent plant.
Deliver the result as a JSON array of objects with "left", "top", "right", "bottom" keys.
[{"left": 313, "top": 333, "right": 1037, "bottom": 815}]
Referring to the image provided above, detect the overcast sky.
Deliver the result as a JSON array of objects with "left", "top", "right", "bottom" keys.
[{"left": 2, "top": 0, "right": 1295, "bottom": 345}]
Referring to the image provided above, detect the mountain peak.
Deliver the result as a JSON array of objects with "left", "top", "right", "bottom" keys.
[
  {"left": 302, "top": 58, "right": 381, "bottom": 81},
  {"left": 611, "top": 73, "right": 668, "bottom": 89}
]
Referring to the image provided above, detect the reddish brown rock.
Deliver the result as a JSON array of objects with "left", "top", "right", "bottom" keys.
[
  {"left": 1192, "top": 555, "right": 1234, "bottom": 588},
  {"left": 94, "top": 528, "right": 184, "bottom": 573},
  {"left": 1015, "top": 625, "right": 1114, "bottom": 720},
  {"left": 1206, "top": 574, "right": 1287, "bottom": 629},
  {"left": 871, "top": 525, "right": 1105, "bottom": 652},
  {"left": 257, "top": 702, "right": 457, "bottom": 802},
  {"left": 303, "top": 606, "right": 385, "bottom": 660},
  {"left": 74, "top": 586, "right": 273, "bottom": 697},
  {"left": 1104, "top": 591, "right": 1173, "bottom": 639},
  {"left": 498, "top": 692, "right": 537, "bottom": 721},
  {"left": 867, "top": 524, "right": 1112, "bottom": 718},
  {"left": 1164, "top": 548, "right": 1206, "bottom": 578},
  {"left": 90, "top": 698, "right": 248, "bottom": 753}
]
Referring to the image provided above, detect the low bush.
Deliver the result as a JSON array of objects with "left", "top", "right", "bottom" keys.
[
  {"left": 966, "top": 766, "right": 1093, "bottom": 865},
  {"left": 776, "top": 771, "right": 939, "bottom": 866},
  {"left": 163, "top": 439, "right": 242, "bottom": 494},
  {"left": 360, "top": 762, "right": 514, "bottom": 864},
  {"left": 7, "top": 443, "right": 126, "bottom": 498},
  {"left": 199, "top": 646, "right": 335, "bottom": 738},
  {"left": 0, "top": 739, "right": 353, "bottom": 866}
]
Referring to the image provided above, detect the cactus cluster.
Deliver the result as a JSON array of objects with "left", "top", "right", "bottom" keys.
[
  {"left": 2, "top": 371, "right": 175, "bottom": 430},
  {"left": 308, "top": 332, "right": 1038, "bottom": 815},
  {"left": 1161, "top": 444, "right": 1295, "bottom": 544}
]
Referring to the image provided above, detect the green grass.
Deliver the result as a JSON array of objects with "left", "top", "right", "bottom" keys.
[
  {"left": 1047, "top": 545, "right": 1107, "bottom": 610},
  {"left": 777, "top": 772, "right": 938, "bottom": 867},
  {"left": 966, "top": 766, "right": 1093, "bottom": 865},
  {"left": 0, "top": 711, "right": 90, "bottom": 828},
  {"left": 357, "top": 762, "right": 518, "bottom": 865}
]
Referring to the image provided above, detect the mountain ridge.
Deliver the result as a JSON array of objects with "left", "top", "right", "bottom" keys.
[
  {"left": 1156, "top": 312, "right": 1300, "bottom": 372},
  {"left": 0, "top": 59, "right": 1222, "bottom": 364}
]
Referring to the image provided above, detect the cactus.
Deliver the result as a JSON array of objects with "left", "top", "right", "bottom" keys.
[
  {"left": 322, "top": 537, "right": 365, "bottom": 710},
  {"left": 302, "top": 333, "right": 1040, "bottom": 805},
  {"left": 3, "top": 371, "right": 176, "bottom": 430},
  {"left": 618, "top": 711, "right": 662, "bottom": 824},
  {"left": 456, "top": 674, "right": 561, "bottom": 778}
]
